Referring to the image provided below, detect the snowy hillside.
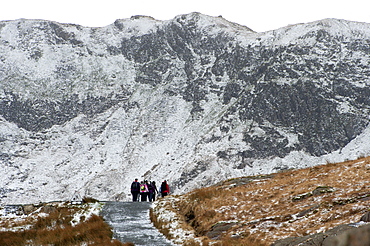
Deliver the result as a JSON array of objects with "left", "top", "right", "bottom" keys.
[{"left": 0, "top": 13, "right": 370, "bottom": 204}]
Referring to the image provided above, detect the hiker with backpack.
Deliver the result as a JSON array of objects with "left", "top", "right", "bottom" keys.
[
  {"left": 130, "top": 178, "right": 140, "bottom": 202},
  {"left": 160, "top": 180, "right": 170, "bottom": 197},
  {"left": 140, "top": 180, "right": 149, "bottom": 202},
  {"left": 148, "top": 181, "right": 159, "bottom": 202}
]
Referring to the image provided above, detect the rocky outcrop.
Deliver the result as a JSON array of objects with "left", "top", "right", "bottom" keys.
[
  {"left": 361, "top": 212, "right": 370, "bottom": 222},
  {"left": 325, "top": 223, "right": 370, "bottom": 246},
  {"left": 272, "top": 223, "right": 370, "bottom": 246},
  {"left": 1, "top": 13, "right": 370, "bottom": 203}
]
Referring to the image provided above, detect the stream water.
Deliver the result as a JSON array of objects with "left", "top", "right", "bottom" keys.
[{"left": 101, "top": 201, "right": 174, "bottom": 246}]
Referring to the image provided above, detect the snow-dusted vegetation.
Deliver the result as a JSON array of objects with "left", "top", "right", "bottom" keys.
[
  {"left": 0, "top": 201, "right": 131, "bottom": 245},
  {"left": 152, "top": 156, "right": 370, "bottom": 245}
]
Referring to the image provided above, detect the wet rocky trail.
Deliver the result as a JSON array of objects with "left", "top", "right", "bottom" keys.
[{"left": 101, "top": 202, "right": 174, "bottom": 246}]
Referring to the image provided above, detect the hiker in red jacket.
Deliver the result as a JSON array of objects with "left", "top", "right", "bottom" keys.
[{"left": 160, "top": 180, "right": 170, "bottom": 197}]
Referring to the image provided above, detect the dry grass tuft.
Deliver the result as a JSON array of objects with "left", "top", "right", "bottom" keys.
[
  {"left": 0, "top": 203, "right": 131, "bottom": 246},
  {"left": 82, "top": 196, "right": 100, "bottom": 203}
]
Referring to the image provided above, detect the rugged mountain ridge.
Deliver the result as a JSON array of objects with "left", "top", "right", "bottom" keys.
[{"left": 1, "top": 13, "right": 369, "bottom": 203}]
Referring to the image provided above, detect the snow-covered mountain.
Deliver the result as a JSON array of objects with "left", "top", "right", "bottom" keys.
[{"left": 1, "top": 12, "right": 369, "bottom": 204}]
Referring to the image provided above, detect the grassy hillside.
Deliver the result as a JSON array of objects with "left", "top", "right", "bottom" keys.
[
  {"left": 152, "top": 156, "right": 370, "bottom": 245},
  {"left": 0, "top": 200, "right": 132, "bottom": 246}
]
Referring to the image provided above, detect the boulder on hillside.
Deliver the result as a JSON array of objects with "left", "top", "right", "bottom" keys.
[
  {"left": 360, "top": 211, "right": 370, "bottom": 222},
  {"left": 271, "top": 223, "right": 370, "bottom": 246},
  {"left": 323, "top": 223, "right": 370, "bottom": 246}
]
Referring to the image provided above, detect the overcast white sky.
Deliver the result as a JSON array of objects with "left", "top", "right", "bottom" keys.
[{"left": 1, "top": 0, "right": 370, "bottom": 32}]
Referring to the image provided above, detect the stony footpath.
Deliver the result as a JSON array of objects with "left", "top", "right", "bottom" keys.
[{"left": 101, "top": 201, "right": 174, "bottom": 246}]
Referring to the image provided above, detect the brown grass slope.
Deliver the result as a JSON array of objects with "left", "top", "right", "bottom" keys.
[
  {"left": 153, "top": 156, "right": 370, "bottom": 245},
  {"left": 0, "top": 202, "right": 133, "bottom": 246}
]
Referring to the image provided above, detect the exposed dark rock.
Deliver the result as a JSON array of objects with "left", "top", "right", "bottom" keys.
[
  {"left": 272, "top": 223, "right": 370, "bottom": 246},
  {"left": 0, "top": 91, "right": 131, "bottom": 132},
  {"left": 296, "top": 204, "right": 320, "bottom": 218},
  {"left": 216, "top": 175, "right": 273, "bottom": 189},
  {"left": 206, "top": 222, "right": 237, "bottom": 240},
  {"left": 360, "top": 212, "right": 370, "bottom": 222},
  {"left": 176, "top": 161, "right": 209, "bottom": 187},
  {"left": 292, "top": 186, "right": 335, "bottom": 201},
  {"left": 312, "top": 186, "right": 335, "bottom": 196},
  {"left": 322, "top": 224, "right": 370, "bottom": 246}
]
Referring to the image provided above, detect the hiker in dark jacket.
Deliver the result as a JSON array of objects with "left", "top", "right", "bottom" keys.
[
  {"left": 148, "top": 181, "right": 159, "bottom": 202},
  {"left": 130, "top": 178, "right": 140, "bottom": 202},
  {"left": 160, "top": 180, "right": 170, "bottom": 197}
]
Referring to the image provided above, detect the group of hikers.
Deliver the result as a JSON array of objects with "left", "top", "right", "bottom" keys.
[{"left": 130, "top": 179, "right": 170, "bottom": 202}]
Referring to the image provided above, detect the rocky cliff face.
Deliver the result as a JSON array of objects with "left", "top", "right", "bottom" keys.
[{"left": 1, "top": 13, "right": 369, "bottom": 203}]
